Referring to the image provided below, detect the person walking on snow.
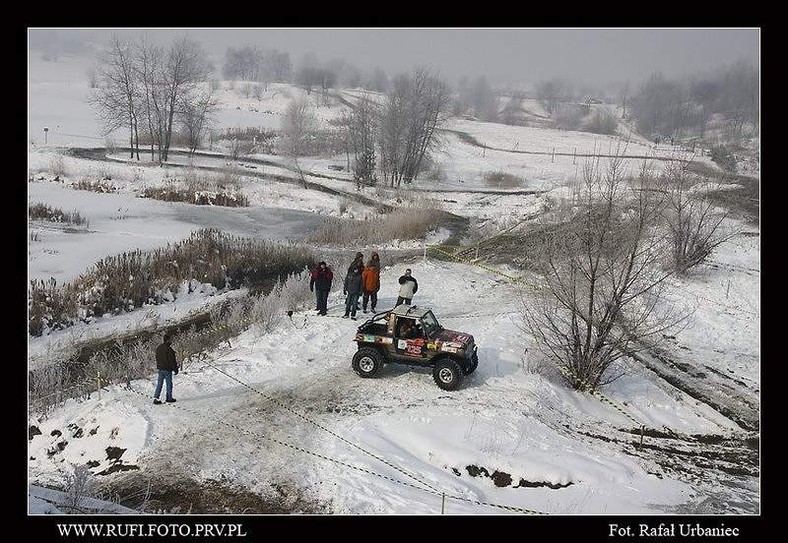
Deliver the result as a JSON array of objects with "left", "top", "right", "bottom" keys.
[
  {"left": 153, "top": 332, "right": 179, "bottom": 404},
  {"left": 310, "top": 261, "right": 333, "bottom": 316},
  {"left": 362, "top": 252, "right": 381, "bottom": 313},
  {"left": 343, "top": 264, "right": 363, "bottom": 320},
  {"left": 396, "top": 268, "right": 418, "bottom": 306}
]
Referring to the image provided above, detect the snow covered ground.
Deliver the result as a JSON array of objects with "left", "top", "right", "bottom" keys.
[{"left": 27, "top": 46, "right": 760, "bottom": 532}]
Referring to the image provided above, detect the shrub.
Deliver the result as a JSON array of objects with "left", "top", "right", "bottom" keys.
[
  {"left": 28, "top": 203, "right": 88, "bottom": 226},
  {"left": 583, "top": 110, "right": 618, "bottom": 135},
  {"left": 28, "top": 229, "right": 315, "bottom": 336},
  {"left": 710, "top": 145, "right": 737, "bottom": 173},
  {"left": 140, "top": 184, "right": 249, "bottom": 207},
  {"left": 483, "top": 171, "right": 522, "bottom": 189},
  {"left": 74, "top": 178, "right": 116, "bottom": 193},
  {"left": 50, "top": 154, "right": 67, "bottom": 177}
]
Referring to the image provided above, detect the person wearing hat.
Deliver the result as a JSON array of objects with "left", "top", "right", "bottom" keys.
[
  {"left": 153, "top": 332, "right": 180, "bottom": 404},
  {"left": 309, "top": 260, "right": 334, "bottom": 316}
]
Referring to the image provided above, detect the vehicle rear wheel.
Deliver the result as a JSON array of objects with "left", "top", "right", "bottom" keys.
[
  {"left": 432, "top": 359, "right": 463, "bottom": 391},
  {"left": 352, "top": 347, "right": 383, "bottom": 378}
]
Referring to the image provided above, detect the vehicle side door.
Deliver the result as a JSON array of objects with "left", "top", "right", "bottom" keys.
[{"left": 394, "top": 317, "right": 427, "bottom": 359}]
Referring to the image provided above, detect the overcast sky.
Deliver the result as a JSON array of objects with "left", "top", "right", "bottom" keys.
[{"left": 28, "top": 27, "right": 760, "bottom": 89}]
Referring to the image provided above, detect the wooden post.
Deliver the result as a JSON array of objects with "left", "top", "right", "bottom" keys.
[
  {"left": 552, "top": 147, "right": 555, "bottom": 163},
  {"left": 441, "top": 493, "right": 445, "bottom": 514},
  {"left": 573, "top": 147, "right": 576, "bottom": 165},
  {"left": 96, "top": 371, "right": 101, "bottom": 400},
  {"left": 639, "top": 425, "right": 645, "bottom": 449}
]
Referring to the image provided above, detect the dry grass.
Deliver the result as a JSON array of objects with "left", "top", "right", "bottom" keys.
[
  {"left": 308, "top": 202, "right": 444, "bottom": 245},
  {"left": 28, "top": 229, "right": 314, "bottom": 337},
  {"left": 29, "top": 202, "right": 88, "bottom": 226}
]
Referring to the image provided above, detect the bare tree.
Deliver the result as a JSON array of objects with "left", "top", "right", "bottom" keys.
[
  {"left": 134, "top": 37, "right": 164, "bottom": 162},
  {"left": 523, "top": 153, "right": 682, "bottom": 391},
  {"left": 346, "top": 95, "right": 379, "bottom": 188},
  {"left": 378, "top": 67, "right": 451, "bottom": 187},
  {"left": 660, "top": 159, "right": 738, "bottom": 274},
  {"left": 157, "top": 37, "right": 212, "bottom": 162},
  {"left": 264, "top": 49, "right": 292, "bottom": 83},
  {"left": 89, "top": 35, "right": 141, "bottom": 160},
  {"left": 280, "top": 98, "right": 317, "bottom": 185},
  {"left": 222, "top": 45, "right": 264, "bottom": 81},
  {"left": 536, "top": 77, "right": 571, "bottom": 115},
  {"left": 471, "top": 75, "right": 499, "bottom": 122},
  {"left": 179, "top": 86, "right": 219, "bottom": 156}
]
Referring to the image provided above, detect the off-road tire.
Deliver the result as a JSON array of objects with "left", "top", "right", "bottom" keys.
[
  {"left": 464, "top": 350, "right": 479, "bottom": 375},
  {"left": 352, "top": 347, "right": 384, "bottom": 378},
  {"left": 432, "top": 359, "right": 463, "bottom": 391}
]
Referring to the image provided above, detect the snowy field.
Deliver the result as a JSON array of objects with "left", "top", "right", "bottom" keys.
[{"left": 27, "top": 46, "right": 761, "bottom": 530}]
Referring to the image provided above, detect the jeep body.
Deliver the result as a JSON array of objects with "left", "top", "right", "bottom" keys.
[{"left": 352, "top": 305, "right": 479, "bottom": 390}]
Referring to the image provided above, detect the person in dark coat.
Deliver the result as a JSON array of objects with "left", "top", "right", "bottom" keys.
[
  {"left": 362, "top": 252, "right": 381, "bottom": 313},
  {"left": 343, "top": 264, "right": 363, "bottom": 320},
  {"left": 396, "top": 268, "right": 418, "bottom": 306},
  {"left": 153, "top": 332, "right": 179, "bottom": 404},
  {"left": 348, "top": 251, "right": 364, "bottom": 274},
  {"left": 348, "top": 252, "right": 365, "bottom": 310},
  {"left": 309, "top": 261, "right": 333, "bottom": 316}
]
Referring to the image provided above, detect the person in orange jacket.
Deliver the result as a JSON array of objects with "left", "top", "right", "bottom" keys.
[{"left": 362, "top": 252, "right": 381, "bottom": 313}]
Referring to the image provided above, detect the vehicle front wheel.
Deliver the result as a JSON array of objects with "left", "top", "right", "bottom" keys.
[
  {"left": 433, "top": 359, "right": 463, "bottom": 391},
  {"left": 352, "top": 348, "right": 383, "bottom": 378},
  {"left": 464, "top": 350, "right": 479, "bottom": 375}
]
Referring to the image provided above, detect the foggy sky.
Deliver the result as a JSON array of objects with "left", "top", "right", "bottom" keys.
[{"left": 28, "top": 27, "right": 759, "bottom": 89}]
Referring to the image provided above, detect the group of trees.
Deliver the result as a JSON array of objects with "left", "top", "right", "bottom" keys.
[
  {"left": 222, "top": 45, "right": 292, "bottom": 85},
  {"left": 630, "top": 61, "right": 758, "bottom": 141},
  {"left": 282, "top": 66, "right": 452, "bottom": 189},
  {"left": 452, "top": 76, "right": 499, "bottom": 122},
  {"left": 89, "top": 35, "right": 216, "bottom": 163}
]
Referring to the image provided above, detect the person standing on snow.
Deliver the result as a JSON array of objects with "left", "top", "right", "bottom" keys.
[
  {"left": 347, "top": 252, "right": 365, "bottom": 310},
  {"left": 343, "top": 264, "right": 364, "bottom": 320},
  {"left": 310, "top": 261, "right": 333, "bottom": 316},
  {"left": 347, "top": 251, "right": 365, "bottom": 275},
  {"left": 153, "top": 332, "right": 179, "bottom": 404},
  {"left": 396, "top": 268, "right": 418, "bottom": 306},
  {"left": 362, "top": 252, "right": 381, "bottom": 313}
]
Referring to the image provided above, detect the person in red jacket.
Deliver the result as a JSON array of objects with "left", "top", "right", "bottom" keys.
[
  {"left": 362, "top": 252, "right": 381, "bottom": 313},
  {"left": 310, "top": 261, "right": 333, "bottom": 316}
]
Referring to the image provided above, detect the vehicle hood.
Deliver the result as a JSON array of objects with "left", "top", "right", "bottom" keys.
[{"left": 431, "top": 328, "right": 474, "bottom": 350}]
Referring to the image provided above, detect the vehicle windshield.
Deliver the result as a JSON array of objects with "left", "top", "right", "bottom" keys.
[{"left": 420, "top": 311, "right": 441, "bottom": 336}]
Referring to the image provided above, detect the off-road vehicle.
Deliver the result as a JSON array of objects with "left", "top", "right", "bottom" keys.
[{"left": 352, "top": 305, "right": 479, "bottom": 390}]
